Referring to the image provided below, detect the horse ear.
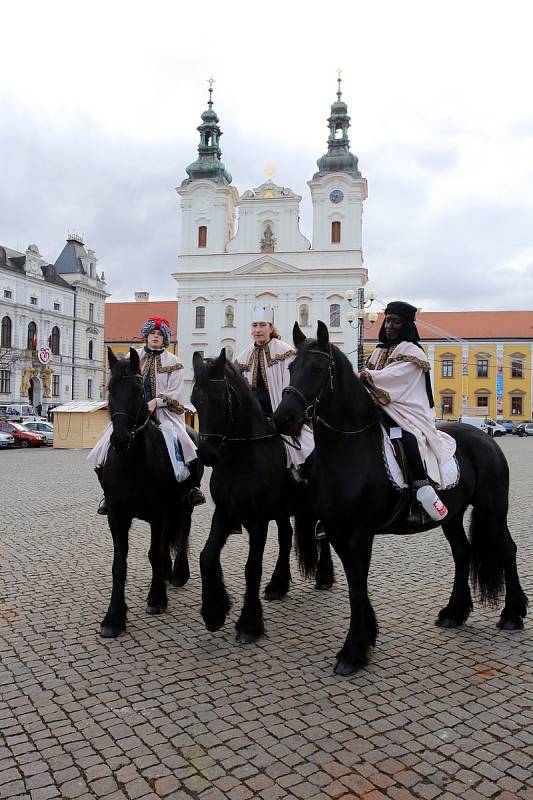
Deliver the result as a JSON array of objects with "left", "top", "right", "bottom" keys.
[
  {"left": 213, "top": 348, "right": 226, "bottom": 378},
  {"left": 192, "top": 351, "right": 204, "bottom": 376},
  {"left": 129, "top": 347, "right": 140, "bottom": 374},
  {"left": 107, "top": 347, "right": 118, "bottom": 369},
  {"left": 293, "top": 322, "right": 306, "bottom": 347},
  {"left": 317, "top": 320, "right": 330, "bottom": 350}
]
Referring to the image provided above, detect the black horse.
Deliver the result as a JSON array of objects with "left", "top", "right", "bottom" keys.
[
  {"left": 274, "top": 322, "right": 528, "bottom": 675},
  {"left": 99, "top": 347, "right": 198, "bottom": 637},
  {"left": 191, "top": 349, "right": 334, "bottom": 643}
]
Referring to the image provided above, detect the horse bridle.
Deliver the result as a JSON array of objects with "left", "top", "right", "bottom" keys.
[
  {"left": 282, "top": 348, "right": 377, "bottom": 436},
  {"left": 110, "top": 375, "right": 152, "bottom": 449}
]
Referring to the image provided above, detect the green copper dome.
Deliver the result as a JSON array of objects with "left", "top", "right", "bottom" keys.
[
  {"left": 313, "top": 77, "right": 361, "bottom": 179},
  {"left": 181, "top": 87, "right": 232, "bottom": 186}
]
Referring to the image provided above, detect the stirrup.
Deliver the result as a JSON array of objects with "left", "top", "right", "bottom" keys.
[{"left": 97, "top": 496, "right": 108, "bottom": 516}]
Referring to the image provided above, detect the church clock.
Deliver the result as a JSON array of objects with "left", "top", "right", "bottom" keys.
[{"left": 329, "top": 189, "right": 344, "bottom": 204}]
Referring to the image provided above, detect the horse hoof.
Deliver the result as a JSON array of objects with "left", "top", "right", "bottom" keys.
[
  {"left": 334, "top": 659, "right": 357, "bottom": 676},
  {"left": 264, "top": 589, "right": 285, "bottom": 601},
  {"left": 146, "top": 604, "right": 166, "bottom": 615},
  {"left": 236, "top": 630, "right": 260, "bottom": 644},
  {"left": 497, "top": 617, "right": 524, "bottom": 631},
  {"left": 435, "top": 616, "right": 460, "bottom": 628},
  {"left": 100, "top": 624, "right": 124, "bottom": 638},
  {"left": 172, "top": 576, "right": 189, "bottom": 588},
  {"left": 315, "top": 582, "right": 333, "bottom": 591}
]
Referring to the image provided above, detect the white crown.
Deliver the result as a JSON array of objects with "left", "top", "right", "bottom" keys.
[{"left": 250, "top": 304, "right": 274, "bottom": 323}]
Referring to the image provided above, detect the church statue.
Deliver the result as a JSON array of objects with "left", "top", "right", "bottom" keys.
[
  {"left": 41, "top": 366, "right": 53, "bottom": 398},
  {"left": 260, "top": 224, "right": 276, "bottom": 253},
  {"left": 225, "top": 305, "right": 235, "bottom": 327},
  {"left": 299, "top": 304, "right": 309, "bottom": 327}
]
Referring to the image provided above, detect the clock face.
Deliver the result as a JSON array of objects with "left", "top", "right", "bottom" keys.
[{"left": 329, "top": 189, "right": 344, "bottom": 204}]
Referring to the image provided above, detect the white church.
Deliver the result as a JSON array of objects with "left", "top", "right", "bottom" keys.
[{"left": 174, "top": 78, "right": 368, "bottom": 386}]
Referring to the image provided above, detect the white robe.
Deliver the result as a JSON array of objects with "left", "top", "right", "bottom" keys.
[
  {"left": 363, "top": 341, "right": 456, "bottom": 486},
  {"left": 87, "top": 348, "right": 197, "bottom": 479},
  {"left": 235, "top": 338, "right": 315, "bottom": 468}
]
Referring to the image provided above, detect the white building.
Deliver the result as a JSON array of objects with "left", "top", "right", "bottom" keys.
[
  {"left": 0, "top": 236, "right": 108, "bottom": 412},
  {"left": 174, "top": 78, "right": 368, "bottom": 387}
]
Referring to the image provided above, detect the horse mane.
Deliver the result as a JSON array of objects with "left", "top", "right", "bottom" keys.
[{"left": 223, "top": 359, "right": 265, "bottom": 419}]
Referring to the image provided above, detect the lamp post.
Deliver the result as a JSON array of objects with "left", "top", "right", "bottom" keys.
[{"left": 344, "top": 287, "right": 379, "bottom": 370}]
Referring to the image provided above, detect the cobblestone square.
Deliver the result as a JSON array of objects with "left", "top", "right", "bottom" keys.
[{"left": 1, "top": 438, "right": 532, "bottom": 799}]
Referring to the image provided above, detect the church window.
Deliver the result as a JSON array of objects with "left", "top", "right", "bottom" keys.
[
  {"left": 1, "top": 316, "right": 12, "bottom": 348},
  {"left": 299, "top": 304, "right": 310, "bottom": 327},
  {"left": 198, "top": 226, "right": 207, "bottom": 248},
  {"left": 27, "top": 321, "right": 37, "bottom": 350},
  {"left": 51, "top": 326, "right": 60, "bottom": 355},
  {"left": 330, "top": 304, "right": 341, "bottom": 328},
  {"left": 30, "top": 296, "right": 38, "bottom": 305},
  {"left": 4, "top": 289, "right": 12, "bottom": 299},
  {"left": 511, "top": 396, "right": 523, "bottom": 415},
  {"left": 195, "top": 306, "right": 205, "bottom": 329},
  {"left": 331, "top": 221, "right": 341, "bottom": 243}
]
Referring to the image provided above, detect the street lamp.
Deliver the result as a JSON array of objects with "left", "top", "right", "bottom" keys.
[{"left": 344, "top": 287, "right": 380, "bottom": 370}]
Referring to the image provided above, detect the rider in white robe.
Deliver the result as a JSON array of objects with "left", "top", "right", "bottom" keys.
[
  {"left": 360, "top": 301, "right": 455, "bottom": 521},
  {"left": 234, "top": 303, "right": 314, "bottom": 479},
  {"left": 88, "top": 315, "right": 205, "bottom": 512}
]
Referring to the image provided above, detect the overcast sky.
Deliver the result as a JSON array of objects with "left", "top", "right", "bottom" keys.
[{"left": 2, "top": 0, "right": 533, "bottom": 312}]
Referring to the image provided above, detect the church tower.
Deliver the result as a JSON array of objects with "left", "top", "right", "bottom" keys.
[
  {"left": 176, "top": 83, "right": 239, "bottom": 255},
  {"left": 308, "top": 75, "right": 368, "bottom": 254}
]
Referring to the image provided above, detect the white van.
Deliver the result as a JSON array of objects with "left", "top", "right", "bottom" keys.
[
  {"left": 0, "top": 404, "right": 46, "bottom": 422},
  {"left": 460, "top": 416, "right": 506, "bottom": 437}
]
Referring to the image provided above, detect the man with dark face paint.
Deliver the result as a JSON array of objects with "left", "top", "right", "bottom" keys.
[{"left": 360, "top": 301, "right": 456, "bottom": 522}]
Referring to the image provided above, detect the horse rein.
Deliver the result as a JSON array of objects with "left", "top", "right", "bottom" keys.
[{"left": 283, "top": 348, "right": 377, "bottom": 436}]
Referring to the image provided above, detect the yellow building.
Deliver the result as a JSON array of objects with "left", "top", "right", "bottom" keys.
[{"left": 364, "top": 311, "right": 533, "bottom": 421}]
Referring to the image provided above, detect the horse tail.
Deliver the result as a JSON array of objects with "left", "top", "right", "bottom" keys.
[
  {"left": 293, "top": 512, "right": 319, "bottom": 580},
  {"left": 468, "top": 448, "right": 508, "bottom": 606}
]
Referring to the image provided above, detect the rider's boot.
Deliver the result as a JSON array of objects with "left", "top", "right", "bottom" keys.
[
  {"left": 186, "top": 459, "right": 206, "bottom": 508},
  {"left": 95, "top": 466, "right": 108, "bottom": 516}
]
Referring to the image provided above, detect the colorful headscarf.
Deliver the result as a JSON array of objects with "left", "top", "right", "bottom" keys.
[{"left": 141, "top": 316, "right": 171, "bottom": 347}]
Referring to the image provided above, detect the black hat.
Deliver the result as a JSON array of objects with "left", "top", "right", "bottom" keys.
[{"left": 384, "top": 301, "right": 418, "bottom": 321}]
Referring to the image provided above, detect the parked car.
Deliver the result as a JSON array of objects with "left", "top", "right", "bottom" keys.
[
  {"left": 0, "top": 420, "right": 46, "bottom": 447},
  {"left": 500, "top": 420, "right": 515, "bottom": 433},
  {"left": 460, "top": 416, "right": 507, "bottom": 437},
  {"left": 0, "top": 403, "right": 45, "bottom": 422},
  {"left": 21, "top": 421, "right": 54, "bottom": 445},
  {"left": 0, "top": 431, "right": 14, "bottom": 448},
  {"left": 514, "top": 422, "right": 533, "bottom": 437}
]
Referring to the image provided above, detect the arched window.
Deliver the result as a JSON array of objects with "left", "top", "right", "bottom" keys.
[
  {"left": 299, "top": 304, "right": 309, "bottom": 327},
  {"left": 198, "top": 226, "right": 207, "bottom": 248},
  {"left": 331, "top": 221, "right": 341, "bottom": 244},
  {"left": 330, "top": 303, "right": 341, "bottom": 327},
  {"left": 195, "top": 306, "right": 205, "bottom": 329},
  {"left": 1, "top": 316, "right": 12, "bottom": 348},
  {"left": 50, "top": 326, "right": 60, "bottom": 355},
  {"left": 27, "top": 321, "right": 37, "bottom": 350},
  {"left": 88, "top": 340, "right": 94, "bottom": 360}
]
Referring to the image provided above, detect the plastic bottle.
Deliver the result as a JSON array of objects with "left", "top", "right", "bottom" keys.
[{"left": 416, "top": 485, "right": 448, "bottom": 522}]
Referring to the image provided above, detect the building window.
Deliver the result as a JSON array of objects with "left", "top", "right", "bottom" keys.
[
  {"left": 331, "top": 221, "right": 341, "bottom": 244},
  {"left": 195, "top": 306, "right": 205, "bottom": 329},
  {"left": 50, "top": 326, "right": 60, "bottom": 355},
  {"left": 88, "top": 340, "right": 94, "bottom": 360},
  {"left": 442, "top": 359, "right": 454, "bottom": 378},
  {"left": 30, "top": 296, "right": 38, "bottom": 306},
  {"left": 54, "top": 302, "right": 60, "bottom": 311},
  {"left": 27, "top": 321, "right": 37, "bottom": 350},
  {"left": 299, "top": 304, "right": 310, "bottom": 327},
  {"left": 87, "top": 378, "right": 93, "bottom": 399},
  {"left": 441, "top": 395, "right": 454, "bottom": 415},
  {"left": 511, "top": 396, "right": 523, "bottom": 415},
  {"left": 476, "top": 395, "right": 489, "bottom": 408},
  {"left": 88, "top": 303, "right": 94, "bottom": 322},
  {"left": 52, "top": 375, "right": 60, "bottom": 397},
  {"left": 1, "top": 316, "right": 12, "bottom": 348},
  {"left": 477, "top": 358, "right": 489, "bottom": 378},
  {"left": 330, "top": 303, "right": 341, "bottom": 328},
  {"left": 0, "top": 370, "right": 11, "bottom": 393},
  {"left": 198, "top": 226, "right": 207, "bottom": 248},
  {"left": 511, "top": 359, "right": 523, "bottom": 378},
  {"left": 224, "top": 305, "right": 235, "bottom": 326},
  {"left": 3, "top": 289, "right": 12, "bottom": 299}
]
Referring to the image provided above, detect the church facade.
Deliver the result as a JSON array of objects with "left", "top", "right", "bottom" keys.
[{"left": 174, "top": 79, "right": 368, "bottom": 386}]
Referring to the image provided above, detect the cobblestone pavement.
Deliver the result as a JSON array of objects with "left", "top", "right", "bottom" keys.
[{"left": 1, "top": 438, "right": 532, "bottom": 800}]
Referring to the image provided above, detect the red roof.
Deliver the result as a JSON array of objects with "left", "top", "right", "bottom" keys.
[
  {"left": 364, "top": 311, "right": 533, "bottom": 341},
  {"left": 105, "top": 300, "right": 178, "bottom": 343}
]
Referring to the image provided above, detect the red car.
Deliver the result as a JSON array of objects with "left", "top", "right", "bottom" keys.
[{"left": 0, "top": 420, "right": 46, "bottom": 447}]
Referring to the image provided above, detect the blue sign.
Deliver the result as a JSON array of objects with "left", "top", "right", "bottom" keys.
[{"left": 497, "top": 374, "right": 503, "bottom": 396}]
